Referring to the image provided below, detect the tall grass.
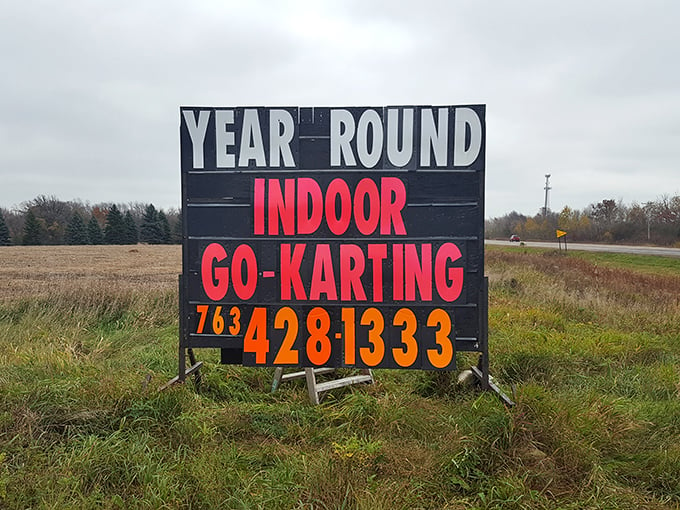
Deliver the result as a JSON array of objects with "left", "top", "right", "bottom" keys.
[{"left": 0, "top": 246, "right": 679, "bottom": 508}]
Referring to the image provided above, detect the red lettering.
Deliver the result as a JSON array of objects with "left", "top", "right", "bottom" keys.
[
  {"left": 275, "top": 242, "right": 460, "bottom": 304},
  {"left": 340, "top": 244, "right": 366, "bottom": 301},
  {"left": 367, "top": 244, "right": 387, "bottom": 302},
  {"left": 310, "top": 244, "right": 337, "bottom": 300},
  {"left": 435, "top": 243, "right": 463, "bottom": 301},
  {"left": 231, "top": 244, "right": 257, "bottom": 299},
  {"left": 354, "top": 178, "right": 380, "bottom": 235},
  {"left": 405, "top": 243, "right": 432, "bottom": 301},
  {"left": 325, "top": 179, "right": 352, "bottom": 235},
  {"left": 297, "top": 177, "right": 323, "bottom": 234},
  {"left": 201, "top": 243, "right": 229, "bottom": 301},
  {"left": 254, "top": 178, "right": 265, "bottom": 235},
  {"left": 380, "top": 177, "right": 406, "bottom": 235},
  {"left": 255, "top": 177, "right": 408, "bottom": 236},
  {"left": 280, "top": 243, "right": 307, "bottom": 300},
  {"left": 393, "top": 244, "right": 403, "bottom": 300},
  {"left": 268, "top": 179, "right": 295, "bottom": 235}
]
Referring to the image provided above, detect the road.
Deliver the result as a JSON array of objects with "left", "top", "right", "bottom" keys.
[{"left": 485, "top": 239, "right": 680, "bottom": 258}]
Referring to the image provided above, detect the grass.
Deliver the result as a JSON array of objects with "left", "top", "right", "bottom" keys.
[
  {"left": 487, "top": 243, "right": 680, "bottom": 277},
  {"left": 1, "top": 245, "right": 680, "bottom": 508}
]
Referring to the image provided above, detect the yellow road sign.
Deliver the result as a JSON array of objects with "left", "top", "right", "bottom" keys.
[{"left": 556, "top": 229, "right": 567, "bottom": 238}]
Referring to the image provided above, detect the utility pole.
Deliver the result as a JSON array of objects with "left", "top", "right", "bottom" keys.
[
  {"left": 644, "top": 201, "right": 653, "bottom": 241},
  {"left": 543, "top": 174, "right": 551, "bottom": 217}
]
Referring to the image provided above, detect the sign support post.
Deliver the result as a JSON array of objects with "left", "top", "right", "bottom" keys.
[
  {"left": 556, "top": 229, "right": 568, "bottom": 252},
  {"left": 161, "top": 275, "right": 203, "bottom": 390},
  {"left": 469, "top": 277, "right": 514, "bottom": 405}
]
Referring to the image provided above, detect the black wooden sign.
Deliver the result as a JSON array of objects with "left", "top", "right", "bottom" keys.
[{"left": 179, "top": 105, "right": 486, "bottom": 370}]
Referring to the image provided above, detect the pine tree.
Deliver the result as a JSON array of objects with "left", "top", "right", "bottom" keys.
[
  {"left": 65, "top": 212, "right": 89, "bottom": 245},
  {"left": 158, "top": 211, "right": 171, "bottom": 244},
  {"left": 124, "top": 210, "right": 139, "bottom": 244},
  {"left": 140, "top": 204, "right": 163, "bottom": 244},
  {"left": 104, "top": 205, "right": 126, "bottom": 244},
  {"left": 23, "top": 210, "right": 43, "bottom": 245},
  {"left": 0, "top": 210, "right": 11, "bottom": 246},
  {"left": 87, "top": 216, "right": 103, "bottom": 245}
]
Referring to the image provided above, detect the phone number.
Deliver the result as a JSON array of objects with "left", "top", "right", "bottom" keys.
[{"left": 193, "top": 305, "right": 456, "bottom": 370}]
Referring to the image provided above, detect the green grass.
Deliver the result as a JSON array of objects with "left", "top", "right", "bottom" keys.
[
  {"left": 487, "top": 243, "right": 680, "bottom": 276},
  {"left": 570, "top": 251, "right": 680, "bottom": 277},
  {"left": 1, "top": 248, "right": 680, "bottom": 508}
]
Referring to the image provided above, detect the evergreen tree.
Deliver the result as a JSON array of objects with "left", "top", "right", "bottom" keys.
[
  {"left": 65, "top": 211, "right": 89, "bottom": 245},
  {"left": 87, "top": 216, "right": 103, "bottom": 245},
  {"left": 0, "top": 210, "right": 11, "bottom": 246},
  {"left": 104, "top": 204, "right": 126, "bottom": 244},
  {"left": 140, "top": 204, "right": 163, "bottom": 244},
  {"left": 23, "top": 210, "right": 43, "bottom": 245},
  {"left": 158, "top": 210, "right": 171, "bottom": 244},
  {"left": 124, "top": 210, "right": 139, "bottom": 244}
]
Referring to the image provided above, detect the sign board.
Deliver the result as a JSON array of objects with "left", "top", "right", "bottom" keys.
[
  {"left": 556, "top": 229, "right": 567, "bottom": 238},
  {"left": 179, "top": 105, "right": 486, "bottom": 371}
]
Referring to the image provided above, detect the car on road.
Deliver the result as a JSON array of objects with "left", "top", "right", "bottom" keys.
[{"left": 509, "top": 234, "right": 521, "bottom": 242}]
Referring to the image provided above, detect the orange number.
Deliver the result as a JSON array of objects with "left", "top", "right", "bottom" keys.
[
  {"left": 426, "top": 308, "right": 454, "bottom": 369},
  {"left": 342, "top": 307, "right": 356, "bottom": 365},
  {"left": 359, "top": 308, "right": 385, "bottom": 367},
  {"left": 212, "top": 306, "right": 224, "bottom": 334},
  {"left": 392, "top": 308, "right": 418, "bottom": 367},
  {"left": 243, "top": 307, "right": 269, "bottom": 364},
  {"left": 306, "top": 307, "right": 331, "bottom": 366},
  {"left": 228, "top": 306, "right": 241, "bottom": 335},
  {"left": 273, "top": 307, "right": 299, "bottom": 364},
  {"left": 196, "top": 305, "right": 209, "bottom": 334}
]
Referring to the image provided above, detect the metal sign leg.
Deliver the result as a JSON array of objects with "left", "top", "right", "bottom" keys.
[
  {"left": 161, "top": 275, "right": 203, "bottom": 391},
  {"left": 271, "top": 367, "right": 374, "bottom": 404},
  {"left": 469, "top": 277, "right": 514, "bottom": 406}
]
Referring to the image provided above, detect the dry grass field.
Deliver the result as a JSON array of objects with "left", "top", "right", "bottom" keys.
[{"left": 0, "top": 245, "right": 180, "bottom": 301}]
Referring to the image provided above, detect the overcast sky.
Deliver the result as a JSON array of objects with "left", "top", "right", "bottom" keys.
[{"left": 1, "top": 0, "right": 678, "bottom": 218}]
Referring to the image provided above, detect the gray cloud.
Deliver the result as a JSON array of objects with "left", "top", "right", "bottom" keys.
[{"left": 1, "top": 0, "right": 678, "bottom": 217}]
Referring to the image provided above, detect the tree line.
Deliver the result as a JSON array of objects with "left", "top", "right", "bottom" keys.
[
  {"left": 0, "top": 196, "right": 181, "bottom": 246},
  {"left": 3, "top": 194, "right": 680, "bottom": 247},
  {"left": 486, "top": 195, "right": 680, "bottom": 245}
]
